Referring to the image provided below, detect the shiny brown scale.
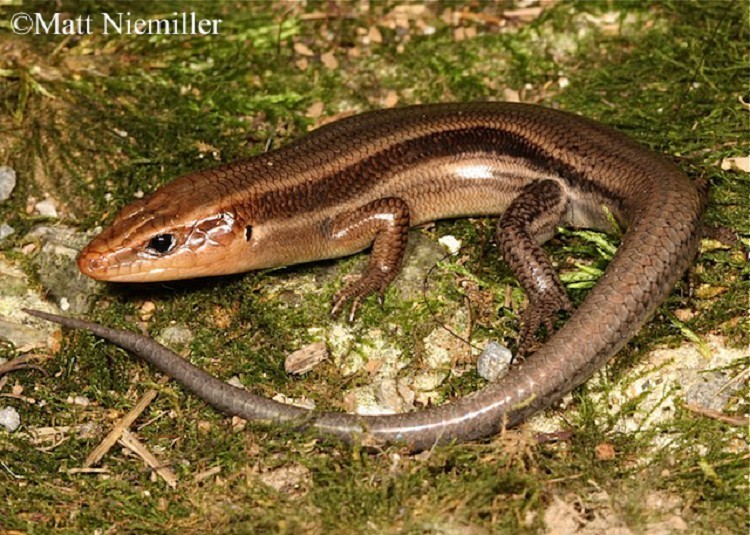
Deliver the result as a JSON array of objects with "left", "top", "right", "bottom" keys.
[{"left": 27, "top": 103, "right": 705, "bottom": 452}]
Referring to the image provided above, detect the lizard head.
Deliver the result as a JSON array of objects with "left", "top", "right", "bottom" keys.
[{"left": 77, "top": 175, "right": 258, "bottom": 282}]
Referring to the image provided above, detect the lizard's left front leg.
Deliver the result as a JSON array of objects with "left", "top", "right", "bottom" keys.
[{"left": 329, "top": 197, "right": 410, "bottom": 321}]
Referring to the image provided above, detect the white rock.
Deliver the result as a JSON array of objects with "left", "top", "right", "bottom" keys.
[
  {"left": 438, "top": 235, "right": 462, "bottom": 255},
  {"left": 477, "top": 342, "right": 513, "bottom": 381},
  {"left": 227, "top": 376, "right": 244, "bottom": 388},
  {"left": 35, "top": 198, "right": 58, "bottom": 218},
  {"left": 0, "top": 406, "right": 21, "bottom": 432},
  {"left": 272, "top": 393, "right": 316, "bottom": 410}
]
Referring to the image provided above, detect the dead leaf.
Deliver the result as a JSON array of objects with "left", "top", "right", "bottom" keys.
[
  {"left": 363, "top": 358, "right": 383, "bottom": 374},
  {"left": 383, "top": 91, "right": 399, "bottom": 108},
  {"left": 503, "top": 7, "right": 544, "bottom": 22},
  {"left": 695, "top": 285, "right": 728, "bottom": 299},
  {"left": 389, "top": 5, "right": 428, "bottom": 18},
  {"left": 306, "top": 101, "right": 325, "bottom": 119},
  {"left": 231, "top": 416, "right": 246, "bottom": 432},
  {"left": 195, "top": 141, "right": 220, "bottom": 160},
  {"left": 595, "top": 442, "right": 616, "bottom": 460},
  {"left": 285, "top": 341, "right": 328, "bottom": 374},
  {"left": 257, "top": 464, "right": 311, "bottom": 497},
  {"left": 320, "top": 51, "right": 339, "bottom": 70},
  {"left": 674, "top": 309, "right": 696, "bottom": 322},
  {"left": 139, "top": 301, "right": 156, "bottom": 321},
  {"left": 457, "top": 12, "right": 504, "bottom": 26},
  {"left": 720, "top": 156, "right": 750, "bottom": 173},
  {"left": 293, "top": 42, "right": 314, "bottom": 56},
  {"left": 368, "top": 26, "right": 383, "bottom": 44},
  {"left": 503, "top": 88, "right": 521, "bottom": 102}
]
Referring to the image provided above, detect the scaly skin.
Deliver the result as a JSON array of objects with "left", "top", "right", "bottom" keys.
[{"left": 26, "top": 103, "right": 705, "bottom": 451}]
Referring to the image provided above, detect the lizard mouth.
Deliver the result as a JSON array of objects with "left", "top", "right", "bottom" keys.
[{"left": 77, "top": 237, "right": 112, "bottom": 280}]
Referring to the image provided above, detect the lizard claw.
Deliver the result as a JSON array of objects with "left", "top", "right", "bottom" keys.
[
  {"left": 514, "top": 290, "right": 572, "bottom": 361},
  {"left": 331, "top": 277, "right": 381, "bottom": 322}
]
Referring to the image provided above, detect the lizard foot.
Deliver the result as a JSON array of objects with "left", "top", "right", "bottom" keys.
[
  {"left": 515, "top": 290, "right": 572, "bottom": 361},
  {"left": 331, "top": 276, "right": 385, "bottom": 322}
]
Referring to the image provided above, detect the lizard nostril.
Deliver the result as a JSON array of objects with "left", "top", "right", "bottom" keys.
[{"left": 77, "top": 249, "right": 107, "bottom": 279}]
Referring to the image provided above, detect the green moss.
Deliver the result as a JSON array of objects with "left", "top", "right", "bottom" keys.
[{"left": 1, "top": 0, "right": 747, "bottom": 532}]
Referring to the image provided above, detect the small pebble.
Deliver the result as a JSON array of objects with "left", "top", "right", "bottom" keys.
[
  {"left": 438, "top": 235, "right": 462, "bottom": 255},
  {"left": 0, "top": 406, "right": 21, "bottom": 432},
  {"left": 158, "top": 324, "right": 193, "bottom": 349},
  {"left": 0, "top": 166, "right": 16, "bottom": 202},
  {"left": 272, "top": 393, "right": 316, "bottom": 410},
  {"left": 227, "top": 376, "right": 244, "bottom": 388},
  {"left": 477, "top": 342, "right": 513, "bottom": 382},
  {"left": 0, "top": 223, "right": 14, "bottom": 241},
  {"left": 34, "top": 198, "right": 58, "bottom": 218},
  {"left": 68, "top": 395, "right": 90, "bottom": 406}
]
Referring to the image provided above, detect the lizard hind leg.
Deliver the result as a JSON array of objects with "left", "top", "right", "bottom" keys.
[{"left": 497, "top": 179, "right": 572, "bottom": 359}]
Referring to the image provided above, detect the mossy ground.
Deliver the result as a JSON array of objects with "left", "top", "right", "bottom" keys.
[{"left": 0, "top": 1, "right": 747, "bottom": 533}]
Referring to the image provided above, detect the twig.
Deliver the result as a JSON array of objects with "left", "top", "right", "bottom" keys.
[
  {"left": 0, "top": 353, "right": 52, "bottom": 376},
  {"left": 0, "top": 393, "right": 36, "bottom": 404},
  {"left": 83, "top": 375, "right": 170, "bottom": 468},
  {"left": 119, "top": 429, "right": 178, "bottom": 488},
  {"left": 684, "top": 403, "right": 749, "bottom": 427},
  {"left": 67, "top": 467, "right": 111, "bottom": 475},
  {"left": 1, "top": 460, "right": 23, "bottom": 479},
  {"left": 193, "top": 465, "right": 222, "bottom": 483}
]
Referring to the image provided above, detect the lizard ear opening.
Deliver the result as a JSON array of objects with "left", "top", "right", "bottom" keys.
[{"left": 245, "top": 225, "right": 253, "bottom": 241}]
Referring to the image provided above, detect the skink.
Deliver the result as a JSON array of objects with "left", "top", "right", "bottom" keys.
[{"left": 26, "top": 102, "right": 706, "bottom": 451}]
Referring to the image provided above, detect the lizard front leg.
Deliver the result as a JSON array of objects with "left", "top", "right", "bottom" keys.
[{"left": 328, "top": 197, "right": 410, "bottom": 321}]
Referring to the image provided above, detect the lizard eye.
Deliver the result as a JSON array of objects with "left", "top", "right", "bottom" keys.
[{"left": 146, "top": 234, "right": 175, "bottom": 255}]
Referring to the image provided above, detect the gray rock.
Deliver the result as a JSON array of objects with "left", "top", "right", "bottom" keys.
[
  {"left": 347, "top": 378, "right": 414, "bottom": 415},
  {"left": 0, "top": 406, "right": 21, "bottom": 432},
  {"left": 28, "top": 225, "right": 98, "bottom": 314},
  {"left": 0, "top": 223, "right": 14, "bottom": 242},
  {"left": 392, "top": 232, "right": 446, "bottom": 301},
  {"left": 0, "top": 166, "right": 16, "bottom": 202},
  {"left": 685, "top": 373, "right": 733, "bottom": 412},
  {"left": 0, "top": 261, "right": 30, "bottom": 298},
  {"left": 156, "top": 324, "right": 194, "bottom": 355},
  {"left": 0, "top": 258, "right": 59, "bottom": 347},
  {"left": 477, "top": 341, "right": 513, "bottom": 382},
  {"left": 0, "top": 319, "right": 49, "bottom": 348}
]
